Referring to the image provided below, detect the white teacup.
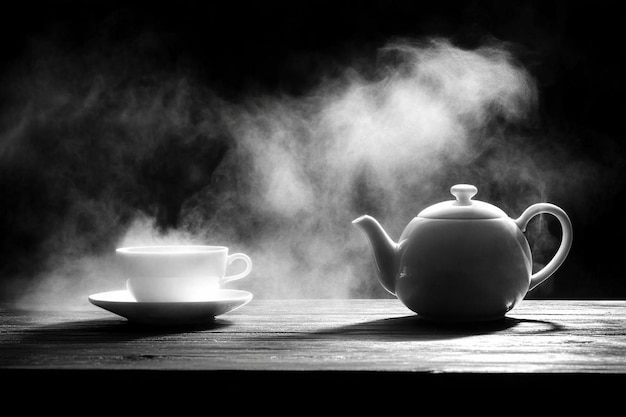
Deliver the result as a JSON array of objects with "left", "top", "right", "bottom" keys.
[{"left": 116, "top": 245, "right": 252, "bottom": 302}]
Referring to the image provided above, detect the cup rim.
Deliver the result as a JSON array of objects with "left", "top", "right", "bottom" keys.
[{"left": 116, "top": 245, "right": 228, "bottom": 255}]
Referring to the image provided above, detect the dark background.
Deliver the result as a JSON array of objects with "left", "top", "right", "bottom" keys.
[{"left": 0, "top": 0, "right": 624, "bottom": 302}]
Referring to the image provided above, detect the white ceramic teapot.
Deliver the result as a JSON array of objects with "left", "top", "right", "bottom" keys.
[{"left": 353, "top": 184, "right": 573, "bottom": 322}]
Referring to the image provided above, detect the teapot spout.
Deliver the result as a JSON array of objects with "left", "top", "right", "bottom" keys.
[{"left": 352, "top": 215, "right": 398, "bottom": 295}]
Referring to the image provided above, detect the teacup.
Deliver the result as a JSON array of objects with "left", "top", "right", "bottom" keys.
[{"left": 116, "top": 245, "right": 252, "bottom": 302}]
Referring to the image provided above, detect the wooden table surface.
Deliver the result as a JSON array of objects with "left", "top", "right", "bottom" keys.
[{"left": 1, "top": 299, "right": 625, "bottom": 405}]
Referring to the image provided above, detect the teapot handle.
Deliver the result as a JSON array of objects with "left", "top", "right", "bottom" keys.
[{"left": 515, "top": 203, "right": 573, "bottom": 292}]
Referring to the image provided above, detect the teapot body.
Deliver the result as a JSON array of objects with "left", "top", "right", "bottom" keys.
[
  {"left": 353, "top": 184, "right": 573, "bottom": 322},
  {"left": 395, "top": 217, "right": 532, "bottom": 321}
]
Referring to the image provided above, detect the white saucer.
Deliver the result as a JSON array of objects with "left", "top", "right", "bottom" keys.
[{"left": 88, "top": 289, "right": 253, "bottom": 325}]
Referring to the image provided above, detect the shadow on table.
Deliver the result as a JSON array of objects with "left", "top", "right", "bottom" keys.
[
  {"left": 311, "top": 315, "right": 565, "bottom": 341},
  {"left": 12, "top": 316, "right": 234, "bottom": 345}
]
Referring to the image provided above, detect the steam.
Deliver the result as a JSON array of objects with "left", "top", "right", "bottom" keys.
[{"left": 0, "top": 36, "right": 597, "bottom": 309}]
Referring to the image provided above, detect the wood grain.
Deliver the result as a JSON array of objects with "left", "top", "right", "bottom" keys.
[
  {"left": 3, "top": 299, "right": 626, "bottom": 409},
  {"left": 2, "top": 299, "right": 625, "bottom": 374}
]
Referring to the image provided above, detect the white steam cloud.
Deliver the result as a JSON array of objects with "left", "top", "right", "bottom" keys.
[
  {"left": 214, "top": 39, "right": 539, "bottom": 299},
  {"left": 0, "top": 37, "right": 594, "bottom": 309}
]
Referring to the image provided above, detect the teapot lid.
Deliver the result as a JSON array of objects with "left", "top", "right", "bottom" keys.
[{"left": 417, "top": 184, "right": 507, "bottom": 219}]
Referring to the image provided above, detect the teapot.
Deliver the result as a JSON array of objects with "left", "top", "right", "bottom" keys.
[{"left": 353, "top": 184, "right": 573, "bottom": 322}]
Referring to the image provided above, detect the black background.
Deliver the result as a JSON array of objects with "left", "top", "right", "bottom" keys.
[{"left": 0, "top": 0, "right": 625, "bottom": 301}]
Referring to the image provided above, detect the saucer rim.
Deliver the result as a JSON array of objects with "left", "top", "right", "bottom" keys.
[
  {"left": 88, "top": 288, "right": 253, "bottom": 304},
  {"left": 88, "top": 289, "right": 253, "bottom": 325}
]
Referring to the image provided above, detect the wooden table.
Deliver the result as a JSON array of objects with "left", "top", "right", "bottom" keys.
[{"left": 1, "top": 299, "right": 625, "bottom": 409}]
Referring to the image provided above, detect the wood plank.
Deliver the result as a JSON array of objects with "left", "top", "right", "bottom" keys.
[
  {"left": 1, "top": 299, "right": 625, "bottom": 409},
  {"left": 1, "top": 300, "right": 625, "bottom": 375}
]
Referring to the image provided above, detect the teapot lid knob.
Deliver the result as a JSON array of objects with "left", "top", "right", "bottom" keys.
[
  {"left": 418, "top": 183, "right": 506, "bottom": 219},
  {"left": 451, "top": 184, "right": 478, "bottom": 206}
]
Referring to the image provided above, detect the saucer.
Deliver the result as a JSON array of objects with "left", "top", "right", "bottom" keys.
[{"left": 88, "top": 289, "right": 253, "bottom": 325}]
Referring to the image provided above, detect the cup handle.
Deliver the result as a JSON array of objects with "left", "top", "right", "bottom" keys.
[
  {"left": 222, "top": 253, "right": 253, "bottom": 285},
  {"left": 514, "top": 203, "right": 573, "bottom": 292}
]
